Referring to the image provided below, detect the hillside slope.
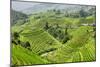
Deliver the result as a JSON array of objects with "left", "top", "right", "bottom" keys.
[
  {"left": 11, "top": 10, "right": 28, "bottom": 25},
  {"left": 12, "top": 45, "right": 49, "bottom": 66},
  {"left": 11, "top": 3, "right": 96, "bottom": 65},
  {"left": 43, "top": 26, "right": 96, "bottom": 63},
  {"left": 20, "top": 28, "right": 62, "bottom": 55}
]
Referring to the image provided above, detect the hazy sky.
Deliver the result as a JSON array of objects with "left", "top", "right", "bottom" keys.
[{"left": 12, "top": 1, "right": 40, "bottom": 11}]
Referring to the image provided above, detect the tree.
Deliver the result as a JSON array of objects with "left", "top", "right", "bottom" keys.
[
  {"left": 62, "top": 35, "right": 70, "bottom": 44},
  {"left": 12, "top": 39, "right": 17, "bottom": 45},
  {"left": 65, "top": 27, "right": 68, "bottom": 35},
  {"left": 66, "top": 22, "right": 72, "bottom": 29},
  {"left": 44, "top": 22, "right": 49, "bottom": 30},
  {"left": 55, "top": 24, "right": 60, "bottom": 29},
  {"left": 21, "top": 41, "right": 30, "bottom": 48},
  {"left": 79, "top": 9, "right": 87, "bottom": 17},
  {"left": 12, "top": 32, "right": 20, "bottom": 45},
  {"left": 17, "top": 40, "right": 21, "bottom": 44},
  {"left": 88, "top": 7, "right": 96, "bottom": 16},
  {"left": 62, "top": 27, "right": 70, "bottom": 44},
  {"left": 53, "top": 9, "right": 56, "bottom": 12},
  {"left": 56, "top": 10, "right": 61, "bottom": 14},
  {"left": 24, "top": 41, "right": 30, "bottom": 48},
  {"left": 13, "top": 32, "right": 19, "bottom": 40}
]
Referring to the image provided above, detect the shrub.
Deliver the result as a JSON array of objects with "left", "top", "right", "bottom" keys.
[
  {"left": 12, "top": 39, "right": 17, "bottom": 45},
  {"left": 13, "top": 32, "right": 19, "bottom": 40},
  {"left": 62, "top": 35, "right": 70, "bottom": 44},
  {"left": 44, "top": 22, "right": 49, "bottom": 30},
  {"left": 21, "top": 41, "right": 30, "bottom": 48}
]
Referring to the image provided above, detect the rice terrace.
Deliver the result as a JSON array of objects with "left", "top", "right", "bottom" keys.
[{"left": 11, "top": 1, "right": 96, "bottom": 66}]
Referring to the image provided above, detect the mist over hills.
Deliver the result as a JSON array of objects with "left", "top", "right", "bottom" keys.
[
  {"left": 11, "top": 9, "right": 28, "bottom": 25},
  {"left": 12, "top": 1, "right": 94, "bottom": 14}
]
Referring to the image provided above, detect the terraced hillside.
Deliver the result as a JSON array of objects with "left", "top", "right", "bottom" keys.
[
  {"left": 20, "top": 28, "right": 62, "bottom": 55},
  {"left": 42, "top": 26, "right": 96, "bottom": 63},
  {"left": 12, "top": 44, "right": 49, "bottom": 66},
  {"left": 11, "top": 1, "right": 96, "bottom": 66}
]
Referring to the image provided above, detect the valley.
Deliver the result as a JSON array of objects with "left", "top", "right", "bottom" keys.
[{"left": 11, "top": 1, "right": 96, "bottom": 66}]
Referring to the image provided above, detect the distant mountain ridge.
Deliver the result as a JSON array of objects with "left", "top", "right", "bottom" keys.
[
  {"left": 11, "top": 10, "right": 28, "bottom": 25},
  {"left": 12, "top": 1, "right": 94, "bottom": 14},
  {"left": 21, "top": 4, "right": 93, "bottom": 14}
]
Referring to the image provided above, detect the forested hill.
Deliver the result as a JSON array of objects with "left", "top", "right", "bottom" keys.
[{"left": 11, "top": 10, "right": 28, "bottom": 25}]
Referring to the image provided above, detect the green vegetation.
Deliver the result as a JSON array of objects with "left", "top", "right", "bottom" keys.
[
  {"left": 44, "top": 26, "right": 96, "bottom": 63},
  {"left": 12, "top": 45, "right": 49, "bottom": 66},
  {"left": 11, "top": 3, "right": 96, "bottom": 66}
]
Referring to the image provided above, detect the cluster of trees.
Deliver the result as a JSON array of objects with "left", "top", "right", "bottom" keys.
[
  {"left": 47, "top": 9, "right": 62, "bottom": 15},
  {"left": 65, "top": 8, "right": 95, "bottom": 18},
  {"left": 44, "top": 22, "right": 70, "bottom": 44},
  {"left": 48, "top": 7, "right": 96, "bottom": 18},
  {"left": 12, "top": 32, "right": 31, "bottom": 51}
]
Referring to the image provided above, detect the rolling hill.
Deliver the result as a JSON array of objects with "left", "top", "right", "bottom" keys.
[
  {"left": 20, "top": 28, "right": 62, "bottom": 55},
  {"left": 11, "top": 10, "right": 28, "bottom": 25},
  {"left": 43, "top": 26, "right": 96, "bottom": 63},
  {"left": 11, "top": 1, "right": 96, "bottom": 66}
]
